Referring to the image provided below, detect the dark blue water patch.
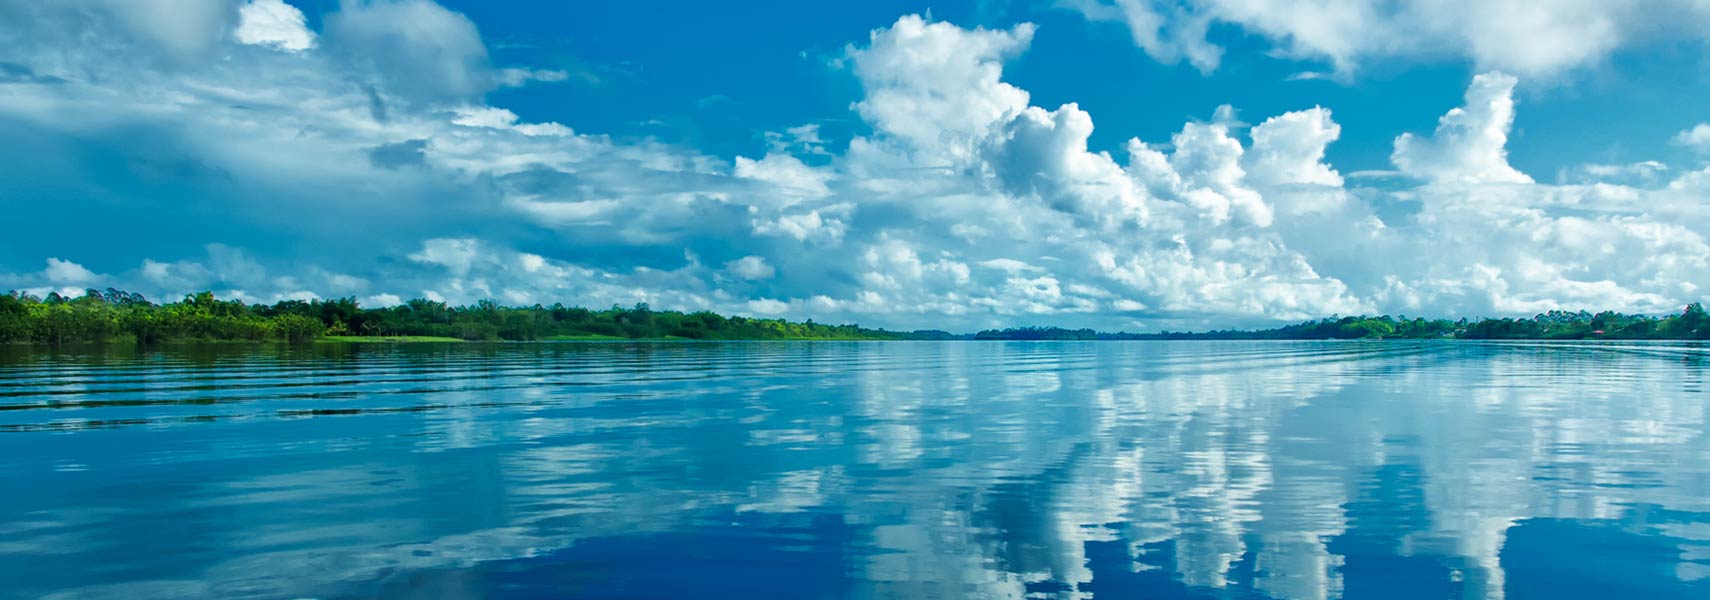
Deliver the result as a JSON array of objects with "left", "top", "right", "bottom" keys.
[
  {"left": 343, "top": 511, "right": 859, "bottom": 599},
  {"left": 1503, "top": 516, "right": 1710, "bottom": 600},
  {"left": 1330, "top": 461, "right": 1463, "bottom": 599}
]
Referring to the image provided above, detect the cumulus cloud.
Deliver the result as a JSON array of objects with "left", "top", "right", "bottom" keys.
[
  {"left": 3, "top": 7, "right": 1710, "bottom": 330},
  {"left": 725, "top": 256, "right": 776, "bottom": 281},
  {"left": 1167, "top": 121, "right": 1272, "bottom": 226},
  {"left": 984, "top": 103, "right": 1149, "bottom": 226},
  {"left": 1065, "top": 0, "right": 1710, "bottom": 79},
  {"left": 1391, "top": 72, "right": 1532, "bottom": 184},
  {"left": 409, "top": 238, "right": 482, "bottom": 277},
  {"left": 1674, "top": 123, "right": 1710, "bottom": 154},
  {"left": 235, "top": 0, "right": 315, "bottom": 52},
  {"left": 1245, "top": 107, "right": 1343, "bottom": 187},
  {"left": 848, "top": 14, "right": 1035, "bottom": 165},
  {"left": 141, "top": 259, "right": 211, "bottom": 290},
  {"left": 754, "top": 209, "right": 848, "bottom": 244},
  {"left": 322, "top": 0, "right": 493, "bottom": 101},
  {"left": 43, "top": 258, "right": 98, "bottom": 286}
]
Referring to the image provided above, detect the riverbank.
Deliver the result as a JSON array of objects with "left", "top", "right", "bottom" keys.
[{"left": 5, "top": 290, "right": 1708, "bottom": 344}]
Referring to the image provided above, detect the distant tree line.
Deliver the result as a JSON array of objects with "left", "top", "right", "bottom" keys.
[
  {"left": 4, "top": 289, "right": 1709, "bottom": 345},
  {"left": 973, "top": 326, "right": 1103, "bottom": 340},
  {"left": 0, "top": 289, "right": 921, "bottom": 345},
  {"left": 974, "top": 305, "right": 1710, "bottom": 341}
]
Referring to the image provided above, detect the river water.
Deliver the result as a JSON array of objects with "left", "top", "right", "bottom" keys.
[{"left": 1, "top": 341, "right": 1707, "bottom": 599}]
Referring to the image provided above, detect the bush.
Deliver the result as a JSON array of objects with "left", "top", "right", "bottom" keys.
[{"left": 274, "top": 314, "right": 325, "bottom": 343}]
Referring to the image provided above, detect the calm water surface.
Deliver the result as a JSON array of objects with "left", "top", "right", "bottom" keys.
[{"left": 1, "top": 341, "right": 1708, "bottom": 599}]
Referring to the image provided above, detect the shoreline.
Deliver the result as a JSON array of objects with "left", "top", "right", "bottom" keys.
[{"left": 5, "top": 337, "right": 1708, "bottom": 349}]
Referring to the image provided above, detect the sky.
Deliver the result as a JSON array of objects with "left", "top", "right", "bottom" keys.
[{"left": 3, "top": 0, "right": 1710, "bottom": 331}]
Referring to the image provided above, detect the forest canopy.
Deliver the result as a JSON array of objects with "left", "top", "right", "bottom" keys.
[
  {"left": 0, "top": 289, "right": 935, "bottom": 344},
  {"left": 2, "top": 288, "right": 1708, "bottom": 345}
]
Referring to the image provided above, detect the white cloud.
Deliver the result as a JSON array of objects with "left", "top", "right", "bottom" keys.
[
  {"left": 984, "top": 103, "right": 1149, "bottom": 226},
  {"left": 409, "top": 238, "right": 482, "bottom": 277},
  {"left": 138, "top": 258, "right": 215, "bottom": 293},
  {"left": 1674, "top": 123, "right": 1710, "bottom": 154},
  {"left": 1169, "top": 121, "right": 1273, "bottom": 226},
  {"left": 754, "top": 209, "right": 847, "bottom": 243},
  {"left": 1245, "top": 107, "right": 1343, "bottom": 187},
  {"left": 140, "top": 260, "right": 172, "bottom": 283},
  {"left": 734, "top": 153, "right": 833, "bottom": 201},
  {"left": 235, "top": 0, "right": 315, "bottom": 52},
  {"left": 1565, "top": 161, "right": 1667, "bottom": 185},
  {"left": 43, "top": 258, "right": 98, "bottom": 286},
  {"left": 452, "top": 107, "right": 572, "bottom": 136},
  {"left": 725, "top": 256, "right": 776, "bottom": 280},
  {"left": 364, "top": 293, "right": 404, "bottom": 308},
  {"left": 1392, "top": 72, "right": 1532, "bottom": 184},
  {"left": 496, "top": 67, "right": 570, "bottom": 87},
  {"left": 1061, "top": 0, "right": 1223, "bottom": 72},
  {"left": 322, "top": 0, "right": 493, "bottom": 100},
  {"left": 205, "top": 243, "right": 268, "bottom": 287},
  {"left": 518, "top": 253, "right": 547, "bottom": 273},
  {"left": 1066, "top": 0, "right": 1710, "bottom": 79},
  {"left": 766, "top": 124, "right": 830, "bottom": 156},
  {"left": 849, "top": 14, "right": 1035, "bottom": 165},
  {"left": 979, "top": 258, "right": 1042, "bottom": 274}
]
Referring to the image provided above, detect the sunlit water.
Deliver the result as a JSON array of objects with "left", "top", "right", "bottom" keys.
[{"left": 2, "top": 341, "right": 1708, "bottom": 599}]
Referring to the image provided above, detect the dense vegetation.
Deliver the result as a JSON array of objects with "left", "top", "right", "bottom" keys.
[
  {"left": 974, "top": 305, "right": 1710, "bottom": 341},
  {"left": 4, "top": 289, "right": 1709, "bottom": 345},
  {"left": 0, "top": 289, "right": 921, "bottom": 344}
]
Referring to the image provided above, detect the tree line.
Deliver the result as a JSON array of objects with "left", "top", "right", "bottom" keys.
[
  {"left": 4, "top": 288, "right": 1709, "bottom": 345},
  {"left": 0, "top": 289, "right": 926, "bottom": 345},
  {"left": 974, "top": 305, "right": 1710, "bottom": 340}
]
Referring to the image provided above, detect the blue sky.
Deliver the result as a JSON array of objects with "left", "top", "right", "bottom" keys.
[{"left": 4, "top": 0, "right": 1710, "bottom": 330}]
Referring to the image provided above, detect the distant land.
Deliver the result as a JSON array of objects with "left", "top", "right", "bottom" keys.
[{"left": 3, "top": 289, "right": 1709, "bottom": 345}]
